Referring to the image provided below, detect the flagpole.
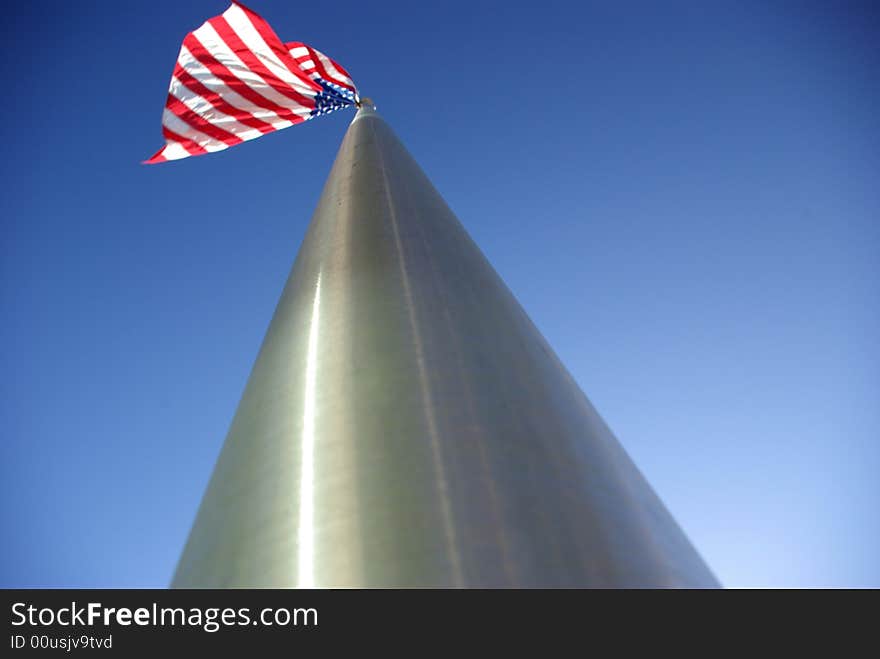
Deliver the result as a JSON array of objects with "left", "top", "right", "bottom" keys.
[{"left": 171, "top": 104, "right": 719, "bottom": 588}]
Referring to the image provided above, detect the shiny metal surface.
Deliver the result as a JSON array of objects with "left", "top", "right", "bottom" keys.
[{"left": 172, "top": 104, "right": 719, "bottom": 588}]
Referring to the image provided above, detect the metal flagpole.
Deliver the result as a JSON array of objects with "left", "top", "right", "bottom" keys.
[{"left": 171, "top": 100, "right": 719, "bottom": 588}]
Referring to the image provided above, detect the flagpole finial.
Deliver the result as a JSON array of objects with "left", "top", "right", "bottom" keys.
[{"left": 351, "top": 98, "right": 377, "bottom": 125}]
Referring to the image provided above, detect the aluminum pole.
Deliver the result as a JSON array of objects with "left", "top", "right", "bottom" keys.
[{"left": 171, "top": 102, "right": 719, "bottom": 588}]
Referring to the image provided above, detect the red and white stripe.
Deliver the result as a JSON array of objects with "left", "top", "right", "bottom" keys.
[
  {"left": 285, "top": 42, "right": 357, "bottom": 93},
  {"left": 145, "top": 2, "right": 357, "bottom": 164}
]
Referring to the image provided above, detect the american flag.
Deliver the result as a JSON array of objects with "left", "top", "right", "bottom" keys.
[{"left": 145, "top": 2, "right": 358, "bottom": 164}]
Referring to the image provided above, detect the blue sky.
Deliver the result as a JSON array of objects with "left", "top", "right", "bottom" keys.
[{"left": 2, "top": 0, "right": 877, "bottom": 587}]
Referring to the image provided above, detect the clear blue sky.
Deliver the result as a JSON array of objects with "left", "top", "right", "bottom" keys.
[{"left": 2, "top": 0, "right": 877, "bottom": 588}]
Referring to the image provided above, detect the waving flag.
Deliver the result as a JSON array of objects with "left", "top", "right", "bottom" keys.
[{"left": 145, "top": 2, "right": 358, "bottom": 164}]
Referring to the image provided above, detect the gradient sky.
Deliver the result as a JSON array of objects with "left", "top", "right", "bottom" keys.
[{"left": 2, "top": 0, "right": 878, "bottom": 588}]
